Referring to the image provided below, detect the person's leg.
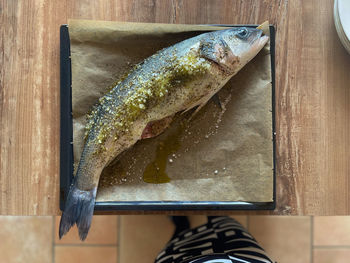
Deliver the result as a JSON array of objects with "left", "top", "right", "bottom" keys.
[
  {"left": 155, "top": 216, "right": 275, "bottom": 263},
  {"left": 207, "top": 216, "right": 221, "bottom": 222},
  {"left": 206, "top": 216, "right": 274, "bottom": 263},
  {"left": 169, "top": 216, "right": 190, "bottom": 239}
]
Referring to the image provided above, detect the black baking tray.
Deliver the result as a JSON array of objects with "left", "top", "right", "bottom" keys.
[{"left": 60, "top": 24, "right": 276, "bottom": 212}]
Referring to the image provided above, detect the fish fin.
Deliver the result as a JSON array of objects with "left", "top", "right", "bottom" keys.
[
  {"left": 188, "top": 93, "right": 216, "bottom": 119},
  {"left": 182, "top": 93, "right": 211, "bottom": 115},
  {"left": 186, "top": 88, "right": 223, "bottom": 119},
  {"left": 182, "top": 102, "right": 198, "bottom": 114},
  {"left": 59, "top": 185, "right": 97, "bottom": 241},
  {"left": 211, "top": 94, "right": 223, "bottom": 110},
  {"left": 190, "top": 101, "right": 207, "bottom": 119}
]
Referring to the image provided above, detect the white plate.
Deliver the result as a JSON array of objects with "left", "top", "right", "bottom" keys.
[
  {"left": 338, "top": 0, "right": 350, "bottom": 42},
  {"left": 334, "top": 0, "right": 350, "bottom": 54}
]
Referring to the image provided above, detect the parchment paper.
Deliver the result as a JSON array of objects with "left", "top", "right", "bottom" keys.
[{"left": 68, "top": 19, "right": 273, "bottom": 202}]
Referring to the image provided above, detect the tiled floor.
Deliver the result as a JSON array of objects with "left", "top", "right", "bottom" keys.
[{"left": 1, "top": 216, "right": 350, "bottom": 262}]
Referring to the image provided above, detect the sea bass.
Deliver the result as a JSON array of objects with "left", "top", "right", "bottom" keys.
[{"left": 59, "top": 27, "right": 269, "bottom": 240}]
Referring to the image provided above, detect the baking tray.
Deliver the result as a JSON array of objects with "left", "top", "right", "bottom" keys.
[{"left": 60, "top": 24, "right": 276, "bottom": 212}]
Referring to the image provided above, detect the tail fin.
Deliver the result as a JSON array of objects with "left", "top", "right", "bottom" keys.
[{"left": 59, "top": 185, "right": 97, "bottom": 241}]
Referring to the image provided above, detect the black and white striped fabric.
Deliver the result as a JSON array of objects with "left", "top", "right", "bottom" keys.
[{"left": 155, "top": 216, "right": 275, "bottom": 263}]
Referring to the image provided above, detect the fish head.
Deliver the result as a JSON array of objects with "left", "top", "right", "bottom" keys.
[{"left": 200, "top": 27, "right": 269, "bottom": 73}]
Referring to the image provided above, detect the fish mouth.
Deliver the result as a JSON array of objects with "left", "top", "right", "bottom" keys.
[
  {"left": 249, "top": 29, "right": 268, "bottom": 46},
  {"left": 258, "top": 35, "right": 269, "bottom": 46},
  {"left": 249, "top": 30, "right": 269, "bottom": 51},
  {"left": 238, "top": 31, "right": 269, "bottom": 66}
]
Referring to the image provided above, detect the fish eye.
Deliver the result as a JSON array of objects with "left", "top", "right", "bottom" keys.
[{"left": 237, "top": 28, "right": 248, "bottom": 39}]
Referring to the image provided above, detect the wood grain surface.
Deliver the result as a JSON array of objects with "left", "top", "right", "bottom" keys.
[{"left": 0, "top": 0, "right": 349, "bottom": 215}]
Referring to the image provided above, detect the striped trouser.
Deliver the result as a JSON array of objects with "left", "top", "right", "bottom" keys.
[{"left": 155, "top": 216, "right": 275, "bottom": 263}]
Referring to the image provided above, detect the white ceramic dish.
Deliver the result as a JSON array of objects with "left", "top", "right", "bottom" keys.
[
  {"left": 334, "top": 0, "right": 350, "bottom": 54},
  {"left": 338, "top": 0, "right": 350, "bottom": 41}
]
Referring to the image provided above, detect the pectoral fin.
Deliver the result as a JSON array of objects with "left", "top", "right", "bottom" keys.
[
  {"left": 181, "top": 91, "right": 217, "bottom": 119},
  {"left": 211, "top": 94, "right": 223, "bottom": 110}
]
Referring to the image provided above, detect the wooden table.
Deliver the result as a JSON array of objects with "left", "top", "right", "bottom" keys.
[{"left": 1, "top": 0, "right": 349, "bottom": 216}]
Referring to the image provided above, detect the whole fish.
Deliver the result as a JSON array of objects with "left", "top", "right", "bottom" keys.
[{"left": 59, "top": 27, "right": 269, "bottom": 240}]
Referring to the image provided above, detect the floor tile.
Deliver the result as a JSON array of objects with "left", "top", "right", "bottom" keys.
[
  {"left": 55, "top": 215, "right": 118, "bottom": 244},
  {"left": 230, "top": 215, "right": 248, "bottom": 227},
  {"left": 249, "top": 216, "right": 311, "bottom": 263},
  {"left": 188, "top": 215, "right": 208, "bottom": 228},
  {"left": 314, "top": 216, "right": 350, "bottom": 246},
  {"left": 55, "top": 246, "right": 116, "bottom": 263},
  {"left": 313, "top": 248, "right": 350, "bottom": 263},
  {"left": 0, "top": 216, "right": 52, "bottom": 263},
  {"left": 119, "top": 215, "right": 174, "bottom": 263}
]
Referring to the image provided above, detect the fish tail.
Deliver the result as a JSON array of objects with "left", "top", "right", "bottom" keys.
[{"left": 59, "top": 181, "right": 97, "bottom": 241}]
